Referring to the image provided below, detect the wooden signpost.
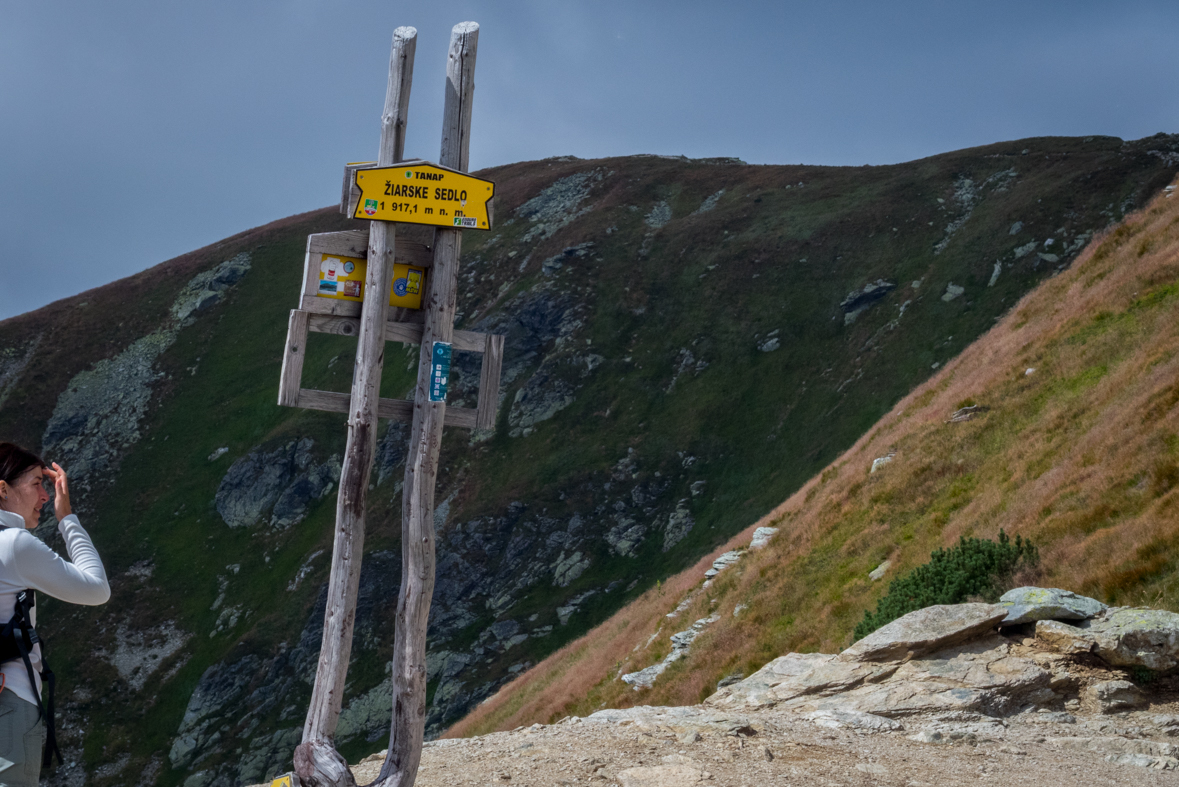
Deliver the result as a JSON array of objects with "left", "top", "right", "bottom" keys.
[{"left": 276, "top": 22, "right": 497, "bottom": 787}]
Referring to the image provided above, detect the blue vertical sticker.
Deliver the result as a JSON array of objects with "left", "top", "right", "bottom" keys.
[{"left": 429, "top": 341, "right": 452, "bottom": 403}]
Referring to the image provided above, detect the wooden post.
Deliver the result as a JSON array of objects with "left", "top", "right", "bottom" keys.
[
  {"left": 374, "top": 21, "right": 479, "bottom": 787},
  {"left": 295, "top": 26, "right": 417, "bottom": 787}
]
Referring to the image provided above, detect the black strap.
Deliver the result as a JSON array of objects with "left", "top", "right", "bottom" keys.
[{"left": 1, "top": 591, "right": 61, "bottom": 767}]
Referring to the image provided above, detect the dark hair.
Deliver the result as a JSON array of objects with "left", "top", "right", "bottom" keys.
[{"left": 0, "top": 443, "right": 46, "bottom": 485}]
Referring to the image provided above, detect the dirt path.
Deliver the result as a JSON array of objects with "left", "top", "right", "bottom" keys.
[{"left": 343, "top": 700, "right": 1179, "bottom": 786}]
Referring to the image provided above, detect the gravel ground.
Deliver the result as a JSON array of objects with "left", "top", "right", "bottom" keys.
[{"left": 341, "top": 697, "right": 1179, "bottom": 786}]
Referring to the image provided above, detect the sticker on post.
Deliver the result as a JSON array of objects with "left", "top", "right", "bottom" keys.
[{"left": 429, "top": 341, "right": 452, "bottom": 403}]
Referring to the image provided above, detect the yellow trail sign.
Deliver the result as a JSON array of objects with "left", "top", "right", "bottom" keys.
[{"left": 352, "top": 160, "right": 494, "bottom": 230}]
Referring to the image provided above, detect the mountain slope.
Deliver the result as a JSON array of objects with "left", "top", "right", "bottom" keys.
[
  {"left": 450, "top": 171, "right": 1179, "bottom": 737},
  {"left": 0, "top": 135, "right": 1176, "bottom": 786}
]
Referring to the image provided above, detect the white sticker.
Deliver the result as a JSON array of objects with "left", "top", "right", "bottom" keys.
[{"left": 321, "top": 257, "right": 342, "bottom": 281}]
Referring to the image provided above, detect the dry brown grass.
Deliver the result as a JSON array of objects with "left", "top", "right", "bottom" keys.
[{"left": 450, "top": 180, "right": 1179, "bottom": 738}]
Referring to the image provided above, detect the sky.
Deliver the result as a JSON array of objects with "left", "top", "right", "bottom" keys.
[{"left": 2, "top": 0, "right": 1178, "bottom": 321}]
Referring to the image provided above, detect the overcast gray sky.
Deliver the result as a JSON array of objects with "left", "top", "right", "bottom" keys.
[{"left": 2, "top": 1, "right": 1177, "bottom": 321}]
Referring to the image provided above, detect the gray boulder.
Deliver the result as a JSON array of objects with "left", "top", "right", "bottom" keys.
[
  {"left": 1081, "top": 607, "right": 1179, "bottom": 671},
  {"left": 215, "top": 439, "right": 338, "bottom": 529},
  {"left": 1035, "top": 619, "right": 1097, "bottom": 654},
  {"left": 999, "top": 587, "right": 1106, "bottom": 625},
  {"left": 1086, "top": 680, "right": 1146, "bottom": 714},
  {"left": 804, "top": 708, "right": 904, "bottom": 733},
  {"left": 706, "top": 652, "right": 896, "bottom": 710},
  {"left": 807, "top": 637, "right": 1052, "bottom": 719},
  {"left": 840, "top": 603, "right": 1008, "bottom": 662},
  {"left": 709, "top": 636, "right": 1056, "bottom": 719}
]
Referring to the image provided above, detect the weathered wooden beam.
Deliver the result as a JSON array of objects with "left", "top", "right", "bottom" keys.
[
  {"left": 306, "top": 311, "right": 492, "bottom": 352},
  {"left": 475, "top": 333, "right": 504, "bottom": 430},
  {"left": 341, "top": 163, "right": 376, "bottom": 216},
  {"left": 377, "top": 21, "right": 478, "bottom": 787},
  {"left": 294, "top": 388, "right": 479, "bottom": 429},
  {"left": 309, "top": 232, "right": 436, "bottom": 268},
  {"left": 297, "top": 25, "right": 417, "bottom": 787},
  {"left": 278, "top": 310, "right": 310, "bottom": 408}
]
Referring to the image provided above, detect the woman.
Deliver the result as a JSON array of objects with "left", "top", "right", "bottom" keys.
[{"left": 0, "top": 443, "right": 109, "bottom": 786}]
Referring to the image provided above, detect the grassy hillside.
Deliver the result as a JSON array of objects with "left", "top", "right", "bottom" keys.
[
  {"left": 450, "top": 174, "right": 1179, "bottom": 736},
  {"left": 0, "top": 135, "right": 1175, "bottom": 786}
]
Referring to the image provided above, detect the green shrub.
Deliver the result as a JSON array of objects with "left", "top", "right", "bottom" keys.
[{"left": 853, "top": 531, "right": 1039, "bottom": 641}]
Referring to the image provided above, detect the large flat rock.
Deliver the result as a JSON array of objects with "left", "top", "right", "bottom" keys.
[
  {"left": 793, "top": 637, "right": 1053, "bottom": 718},
  {"left": 710, "top": 635, "right": 1056, "bottom": 719},
  {"left": 706, "top": 652, "right": 897, "bottom": 709},
  {"left": 586, "top": 705, "right": 754, "bottom": 736},
  {"left": 1081, "top": 607, "right": 1179, "bottom": 671},
  {"left": 839, "top": 603, "right": 1009, "bottom": 662},
  {"left": 1000, "top": 587, "right": 1107, "bottom": 625}
]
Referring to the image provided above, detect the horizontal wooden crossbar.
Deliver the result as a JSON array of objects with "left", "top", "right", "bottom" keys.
[
  {"left": 308, "top": 313, "right": 488, "bottom": 352},
  {"left": 307, "top": 229, "right": 435, "bottom": 268},
  {"left": 295, "top": 388, "right": 479, "bottom": 429}
]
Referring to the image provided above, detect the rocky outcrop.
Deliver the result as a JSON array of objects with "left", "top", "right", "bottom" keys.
[
  {"left": 42, "top": 254, "right": 251, "bottom": 501},
  {"left": 215, "top": 438, "right": 339, "bottom": 529},
  {"left": 840, "top": 280, "right": 896, "bottom": 325},
  {"left": 839, "top": 603, "right": 1008, "bottom": 662},
  {"left": 1000, "top": 587, "right": 1106, "bottom": 624},
  {"left": 621, "top": 615, "right": 719, "bottom": 690},
  {"left": 1081, "top": 607, "right": 1179, "bottom": 670},
  {"left": 709, "top": 592, "right": 1177, "bottom": 730},
  {"left": 516, "top": 168, "right": 609, "bottom": 243},
  {"left": 169, "top": 655, "right": 263, "bottom": 770},
  {"left": 1035, "top": 619, "right": 1098, "bottom": 654},
  {"left": 1085, "top": 680, "right": 1146, "bottom": 714}
]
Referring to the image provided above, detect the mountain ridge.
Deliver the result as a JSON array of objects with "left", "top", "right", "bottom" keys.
[
  {"left": 0, "top": 134, "right": 1176, "bottom": 786},
  {"left": 451, "top": 170, "right": 1179, "bottom": 738}
]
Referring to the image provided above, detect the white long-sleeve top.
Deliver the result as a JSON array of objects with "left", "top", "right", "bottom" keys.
[{"left": 0, "top": 509, "right": 110, "bottom": 706}]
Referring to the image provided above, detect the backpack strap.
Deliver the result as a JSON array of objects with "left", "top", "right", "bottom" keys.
[{"left": 1, "top": 591, "right": 61, "bottom": 767}]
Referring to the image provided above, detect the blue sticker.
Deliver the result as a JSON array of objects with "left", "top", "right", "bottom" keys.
[
  {"left": 429, "top": 342, "right": 452, "bottom": 403},
  {"left": 393, "top": 278, "right": 408, "bottom": 297}
]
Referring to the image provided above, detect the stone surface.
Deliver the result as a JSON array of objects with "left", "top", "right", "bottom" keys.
[
  {"left": 585, "top": 705, "right": 755, "bottom": 736},
  {"left": 1086, "top": 680, "right": 1147, "bottom": 714},
  {"left": 703, "top": 550, "right": 743, "bottom": 579},
  {"left": 99, "top": 621, "right": 190, "bottom": 692},
  {"left": 869, "top": 560, "right": 892, "bottom": 581},
  {"left": 618, "top": 764, "right": 706, "bottom": 786},
  {"left": 805, "top": 708, "right": 904, "bottom": 732},
  {"left": 662, "top": 499, "right": 695, "bottom": 552},
  {"left": 707, "top": 651, "right": 892, "bottom": 710},
  {"left": 215, "top": 438, "right": 339, "bottom": 529},
  {"left": 841, "top": 279, "right": 896, "bottom": 324},
  {"left": 42, "top": 254, "right": 252, "bottom": 504},
  {"left": 691, "top": 189, "right": 724, "bottom": 215},
  {"left": 622, "top": 615, "right": 719, "bottom": 689},
  {"left": 644, "top": 201, "right": 672, "bottom": 230},
  {"left": 808, "top": 638, "right": 1051, "bottom": 718},
  {"left": 516, "top": 169, "right": 606, "bottom": 242},
  {"left": 1036, "top": 619, "right": 1097, "bottom": 654},
  {"left": 840, "top": 603, "right": 1008, "bottom": 662},
  {"left": 169, "top": 655, "right": 262, "bottom": 769},
  {"left": 709, "top": 634, "right": 1058, "bottom": 720},
  {"left": 1082, "top": 607, "right": 1179, "bottom": 671},
  {"left": 749, "top": 526, "right": 778, "bottom": 549},
  {"left": 999, "top": 586, "right": 1106, "bottom": 625}
]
